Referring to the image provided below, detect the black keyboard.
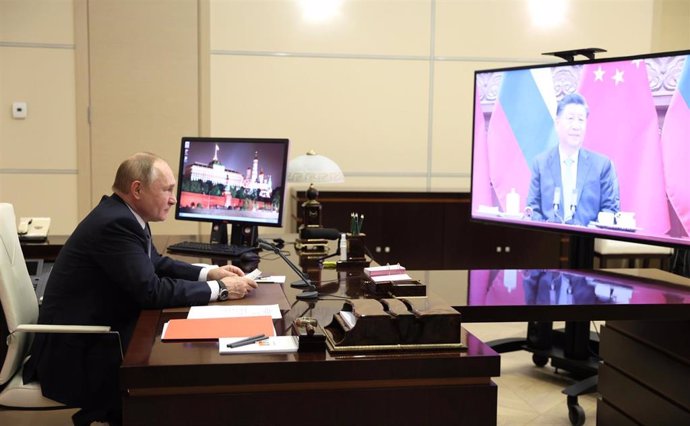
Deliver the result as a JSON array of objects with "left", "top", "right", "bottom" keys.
[{"left": 167, "top": 241, "right": 258, "bottom": 257}]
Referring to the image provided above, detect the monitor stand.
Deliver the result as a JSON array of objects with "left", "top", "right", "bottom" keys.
[
  {"left": 230, "top": 224, "right": 258, "bottom": 248},
  {"left": 209, "top": 222, "right": 259, "bottom": 248},
  {"left": 210, "top": 221, "right": 228, "bottom": 244},
  {"left": 568, "top": 235, "right": 594, "bottom": 269},
  {"left": 209, "top": 222, "right": 259, "bottom": 268},
  {"left": 531, "top": 235, "right": 598, "bottom": 424},
  {"left": 524, "top": 236, "right": 595, "bottom": 356},
  {"left": 486, "top": 235, "right": 598, "bottom": 424}
]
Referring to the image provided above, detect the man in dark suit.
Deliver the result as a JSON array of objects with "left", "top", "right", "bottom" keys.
[
  {"left": 526, "top": 93, "right": 620, "bottom": 225},
  {"left": 23, "top": 152, "right": 258, "bottom": 425}
]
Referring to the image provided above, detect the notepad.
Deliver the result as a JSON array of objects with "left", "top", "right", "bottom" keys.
[
  {"left": 338, "top": 311, "right": 357, "bottom": 330},
  {"left": 219, "top": 336, "right": 299, "bottom": 354},
  {"left": 161, "top": 316, "right": 275, "bottom": 341},
  {"left": 364, "top": 264, "right": 406, "bottom": 277},
  {"left": 369, "top": 273, "right": 413, "bottom": 283}
]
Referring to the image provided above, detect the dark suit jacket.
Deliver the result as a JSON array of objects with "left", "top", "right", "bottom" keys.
[
  {"left": 526, "top": 147, "right": 620, "bottom": 226},
  {"left": 23, "top": 194, "right": 211, "bottom": 409}
]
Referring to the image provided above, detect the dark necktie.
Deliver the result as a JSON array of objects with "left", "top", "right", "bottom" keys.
[{"left": 145, "top": 224, "right": 152, "bottom": 258}]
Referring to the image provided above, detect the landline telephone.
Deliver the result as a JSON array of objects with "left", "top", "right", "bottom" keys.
[{"left": 18, "top": 217, "right": 51, "bottom": 242}]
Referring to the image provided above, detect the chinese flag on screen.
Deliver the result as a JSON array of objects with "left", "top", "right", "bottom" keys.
[{"left": 579, "top": 60, "right": 670, "bottom": 234}]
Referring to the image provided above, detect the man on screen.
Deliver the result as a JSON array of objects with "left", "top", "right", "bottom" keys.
[{"left": 526, "top": 92, "right": 620, "bottom": 225}]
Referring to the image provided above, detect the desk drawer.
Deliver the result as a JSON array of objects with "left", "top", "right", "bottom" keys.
[
  {"left": 598, "top": 364, "right": 690, "bottom": 425},
  {"left": 600, "top": 324, "right": 690, "bottom": 411}
]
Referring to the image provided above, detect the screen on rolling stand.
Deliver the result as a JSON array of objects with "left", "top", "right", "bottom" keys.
[
  {"left": 175, "top": 137, "right": 289, "bottom": 247},
  {"left": 471, "top": 49, "right": 690, "bottom": 251}
]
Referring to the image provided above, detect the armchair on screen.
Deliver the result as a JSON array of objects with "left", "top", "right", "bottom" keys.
[
  {"left": 593, "top": 238, "right": 673, "bottom": 270},
  {"left": 0, "top": 203, "right": 120, "bottom": 408}
]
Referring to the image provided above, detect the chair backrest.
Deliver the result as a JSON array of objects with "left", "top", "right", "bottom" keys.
[{"left": 0, "top": 203, "right": 39, "bottom": 385}]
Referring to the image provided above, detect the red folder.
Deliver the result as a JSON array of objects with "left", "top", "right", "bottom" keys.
[{"left": 161, "top": 316, "right": 275, "bottom": 342}]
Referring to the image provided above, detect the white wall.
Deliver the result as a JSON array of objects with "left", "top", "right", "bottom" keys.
[
  {"left": 209, "top": 0, "right": 658, "bottom": 197},
  {"left": 0, "top": 0, "right": 78, "bottom": 234},
  {"left": 1, "top": 0, "right": 688, "bottom": 236}
]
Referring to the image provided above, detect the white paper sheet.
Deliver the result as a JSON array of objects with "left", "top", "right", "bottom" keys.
[
  {"left": 369, "top": 273, "right": 413, "bottom": 283},
  {"left": 219, "top": 336, "right": 299, "bottom": 354},
  {"left": 188, "top": 304, "right": 282, "bottom": 320},
  {"left": 255, "top": 275, "right": 286, "bottom": 284}
]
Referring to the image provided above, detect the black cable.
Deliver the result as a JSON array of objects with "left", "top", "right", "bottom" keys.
[
  {"left": 363, "top": 245, "right": 377, "bottom": 264},
  {"left": 588, "top": 321, "right": 602, "bottom": 361},
  {"left": 671, "top": 247, "right": 690, "bottom": 277}
]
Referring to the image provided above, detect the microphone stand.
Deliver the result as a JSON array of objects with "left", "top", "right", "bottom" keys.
[
  {"left": 568, "top": 203, "right": 577, "bottom": 224},
  {"left": 258, "top": 239, "right": 319, "bottom": 300},
  {"left": 553, "top": 203, "right": 564, "bottom": 224}
]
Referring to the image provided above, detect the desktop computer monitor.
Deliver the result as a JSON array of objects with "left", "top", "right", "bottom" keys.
[
  {"left": 471, "top": 49, "right": 690, "bottom": 251},
  {"left": 175, "top": 136, "right": 289, "bottom": 247}
]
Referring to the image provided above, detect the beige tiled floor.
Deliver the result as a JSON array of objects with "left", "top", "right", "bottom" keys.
[
  {"left": 464, "top": 321, "right": 599, "bottom": 426},
  {"left": 0, "top": 407, "right": 78, "bottom": 426},
  {"left": 0, "top": 322, "right": 598, "bottom": 426}
]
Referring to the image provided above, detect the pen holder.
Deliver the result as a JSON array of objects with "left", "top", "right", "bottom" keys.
[
  {"left": 346, "top": 233, "right": 366, "bottom": 261},
  {"left": 336, "top": 234, "right": 370, "bottom": 269}
]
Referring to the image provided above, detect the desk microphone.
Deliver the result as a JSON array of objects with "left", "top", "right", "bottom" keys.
[
  {"left": 257, "top": 239, "right": 318, "bottom": 300},
  {"left": 299, "top": 227, "right": 341, "bottom": 240},
  {"left": 553, "top": 186, "right": 561, "bottom": 210},
  {"left": 569, "top": 189, "right": 577, "bottom": 221},
  {"left": 552, "top": 187, "right": 562, "bottom": 223}
]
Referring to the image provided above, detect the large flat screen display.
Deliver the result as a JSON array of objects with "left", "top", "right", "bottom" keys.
[
  {"left": 175, "top": 137, "right": 289, "bottom": 228},
  {"left": 471, "top": 49, "right": 690, "bottom": 248},
  {"left": 468, "top": 269, "right": 690, "bottom": 308}
]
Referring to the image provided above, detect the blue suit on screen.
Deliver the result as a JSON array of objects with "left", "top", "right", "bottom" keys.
[{"left": 526, "top": 146, "right": 620, "bottom": 226}]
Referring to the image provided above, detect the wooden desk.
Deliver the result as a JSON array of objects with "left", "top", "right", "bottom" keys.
[
  {"left": 120, "top": 238, "right": 501, "bottom": 426},
  {"left": 414, "top": 267, "right": 690, "bottom": 425},
  {"left": 413, "top": 268, "right": 690, "bottom": 323},
  {"left": 24, "top": 235, "right": 690, "bottom": 424},
  {"left": 264, "top": 249, "right": 690, "bottom": 426},
  {"left": 20, "top": 235, "right": 68, "bottom": 261}
]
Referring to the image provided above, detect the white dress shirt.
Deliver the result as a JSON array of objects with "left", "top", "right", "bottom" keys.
[
  {"left": 559, "top": 147, "right": 579, "bottom": 222},
  {"left": 125, "top": 203, "right": 218, "bottom": 301}
]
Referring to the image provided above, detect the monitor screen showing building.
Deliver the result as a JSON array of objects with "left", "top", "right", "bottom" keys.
[{"left": 175, "top": 137, "right": 289, "bottom": 228}]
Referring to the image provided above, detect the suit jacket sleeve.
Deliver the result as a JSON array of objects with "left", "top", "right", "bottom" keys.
[
  {"left": 527, "top": 157, "right": 546, "bottom": 221},
  {"left": 88, "top": 212, "right": 210, "bottom": 309},
  {"left": 598, "top": 158, "right": 620, "bottom": 214}
]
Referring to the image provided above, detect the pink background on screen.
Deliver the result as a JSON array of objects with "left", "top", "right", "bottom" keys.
[{"left": 579, "top": 60, "right": 670, "bottom": 234}]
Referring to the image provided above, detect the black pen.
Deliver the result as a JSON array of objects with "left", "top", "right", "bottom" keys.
[{"left": 227, "top": 334, "right": 268, "bottom": 348}]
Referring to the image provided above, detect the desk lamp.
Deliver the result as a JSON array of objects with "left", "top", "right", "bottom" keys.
[
  {"left": 287, "top": 150, "right": 344, "bottom": 289},
  {"left": 287, "top": 149, "right": 344, "bottom": 229}
]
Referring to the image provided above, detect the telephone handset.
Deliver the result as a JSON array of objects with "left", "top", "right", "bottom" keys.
[
  {"left": 17, "top": 217, "right": 51, "bottom": 242},
  {"left": 18, "top": 218, "right": 31, "bottom": 234}
]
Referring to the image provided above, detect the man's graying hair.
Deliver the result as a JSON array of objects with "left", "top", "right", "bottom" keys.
[{"left": 112, "top": 152, "right": 163, "bottom": 193}]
